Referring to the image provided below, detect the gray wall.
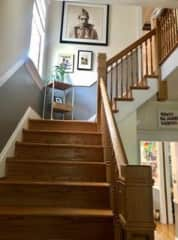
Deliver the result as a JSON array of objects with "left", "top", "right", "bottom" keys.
[
  {"left": 44, "top": 83, "right": 97, "bottom": 120},
  {"left": 0, "top": 0, "right": 34, "bottom": 76},
  {"left": 73, "top": 84, "right": 97, "bottom": 120},
  {"left": 0, "top": 65, "right": 43, "bottom": 152}
]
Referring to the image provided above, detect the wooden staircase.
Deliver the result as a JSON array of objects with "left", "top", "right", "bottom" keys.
[{"left": 0, "top": 119, "right": 114, "bottom": 240}]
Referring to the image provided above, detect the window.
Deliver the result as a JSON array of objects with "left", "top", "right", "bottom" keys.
[{"left": 29, "top": 0, "right": 47, "bottom": 75}]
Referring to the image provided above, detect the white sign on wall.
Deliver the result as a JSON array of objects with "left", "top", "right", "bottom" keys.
[{"left": 159, "top": 111, "right": 178, "bottom": 128}]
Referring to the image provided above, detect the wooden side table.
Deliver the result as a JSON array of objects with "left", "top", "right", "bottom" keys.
[{"left": 43, "top": 81, "right": 74, "bottom": 120}]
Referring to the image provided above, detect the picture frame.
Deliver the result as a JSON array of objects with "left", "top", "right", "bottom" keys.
[
  {"left": 57, "top": 54, "right": 74, "bottom": 73},
  {"left": 60, "top": 2, "right": 109, "bottom": 46},
  {"left": 77, "top": 50, "right": 93, "bottom": 71},
  {"left": 54, "top": 96, "right": 63, "bottom": 104}
]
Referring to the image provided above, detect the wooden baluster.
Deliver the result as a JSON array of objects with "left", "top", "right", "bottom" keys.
[
  {"left": 156, "top": 18, "right": 162, "bottom": 65},
  {"left": 115, "top": 62, "right": 119, "bottom": 100},
  {"left": 145, "top": 40, "right": 149, "bottom": 76},
  {"left": 162, "top": 18, "right": 166, "bottom": 60},
  {"left": 174, "top": 9, "right": 178, "bottom": 40},
  {"left": 110, "top": 66, "right": 113, "bottom": 105},
  {"left": 121, "top": 58, "right": 124, "bottom": 98},
  {"left": 131, "top": 50, "right": 134, "bottom": 87},
  {"left": 173, "top": 9, "right": 177, "bottom": 44},
  {"left": 167, "top": 11, "right": 171, "bottom": 53},
  {"left": 163, "top": 16, "right": 167, "bottom": 58},
  {"left": 171, "top": 9, "right": 176, "bottom": 46},
  {"left": 150, "top": 37, "right": 153, "bottom": 75},
  {"left": 136, "top": 47, "right": 139, "bottom": 86},
  {"left": 140, "top": 44, "right": 144, "bottom": 84},
  {"left": 169, "top": 10, "right": 174, "bottom": 49},
  {"left": 97, "top": 53, "right": 107, "bottom": 131},
  {"left": 170, "top": 10, "right": 175, "bottom": 46},
  {"left": 163, "top": 15, "right": 167, "bottom": 58},
  {"left": 126, "top": 54, "right": 129, "bottom": 97}
]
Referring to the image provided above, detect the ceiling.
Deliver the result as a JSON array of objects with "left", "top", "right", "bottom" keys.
[{"left": 53, "top": 0, "right": 178, "bottom": 7}]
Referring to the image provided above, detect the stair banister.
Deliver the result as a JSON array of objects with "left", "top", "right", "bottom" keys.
[
  {"left": 107, "top": 29, "right": 156, "bottom": 66},
  {"left": 97, "top": 53, "right": 155, "bottom": 240},
  {"left": 100, "top": 76, "right": 128, "bottom": 169}
]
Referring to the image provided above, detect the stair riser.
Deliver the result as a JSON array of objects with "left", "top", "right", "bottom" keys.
[
  {"left": 23, "top": 131, "right": 102, "bottom": 145},
  {"left": 29, "top": 120, "right": 98, "bottom": 132},
  {"left": 7, "top": 162, "right": 106, "bottom": 182},
  {"left": 0, "top": 215, "right": 114, "bottom": 240},
  {"left": 15, "top": 145, "right": 104, "bottom": 162},
  {"left": 0, "top": 184, "right": 110, "bottom": 209}
]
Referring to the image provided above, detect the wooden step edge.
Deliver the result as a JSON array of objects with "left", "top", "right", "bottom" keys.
[
  {"left": 16, "top": 142, "right": 103, "bottom": 149},
  {"left": 144, "top": 74, "right": 158, "bottom": 79},
  {"left": 114, "top": 97, "right": 134, "bottom": 101},
  {"left": 7, "top": 158, "right": 106, "bottom": 166},
  {"left": 29, "top": 119, "right": 98, "bottom": 125},
  {"left": 130, "top": 85, "right": 149, "bottom": 90},
  {"left": 23, "top": 129, "right": 102, "bottom": 136},
  {"left": 0, "top": 207, "right": 113, "bottom": 218},
  {"left": 0, "top": 180, "right": 110, "bottom": 187}
]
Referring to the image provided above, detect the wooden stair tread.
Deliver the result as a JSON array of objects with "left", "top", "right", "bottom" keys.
[
  {"left": 29, "top": 119, "right": 97, "bottom": 125},
  {"left": 23, "top": 129, "right": 101, "bottom": 135},
  {"left": 0, "top": 180, "right": 110, "bottom": 187},
  {"left": 0, "top": 206, "right": 113, "bottom": 218},
  {"left": 7, "top": 158, "right": 106, "bottom": 165},
  {"left": 16, "top": 142, "right": 103, "bottom": 149}
]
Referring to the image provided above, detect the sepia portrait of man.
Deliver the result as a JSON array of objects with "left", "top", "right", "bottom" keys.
[
  {"left": 60, "top": 2, "right": 109, "bottom": 45},
  {"left": 70, "top": 8, "right": 98, "bottom": 40}
]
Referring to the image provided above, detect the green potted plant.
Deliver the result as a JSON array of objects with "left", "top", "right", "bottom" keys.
[{"left": 54, "top": 64, "right": 66, "bottom": 82}]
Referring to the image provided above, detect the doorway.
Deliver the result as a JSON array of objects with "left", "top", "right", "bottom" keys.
[{"left": 140, "top": 141, "right": 177, "bottom": 225}]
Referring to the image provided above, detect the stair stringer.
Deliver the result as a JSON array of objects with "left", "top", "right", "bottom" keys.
[{"left": 115, "top": 77, "right": 158, "bottom": 122}]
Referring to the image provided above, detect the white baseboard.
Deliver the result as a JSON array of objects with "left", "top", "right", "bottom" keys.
[
  {"left": 0, "top": 107, "right": 41, "bottom": 177},
  {"left": 25, "top": 58, "right": 44, "bottom": 90},
  {"left": 0, "top": 57, "right": 44, "bottom": 91},
  {"left": 0, "top": 58, "right": 25, "bottom": 88},
  {"left": 88, "top": 114, "right": 96, "bottom": 122}
]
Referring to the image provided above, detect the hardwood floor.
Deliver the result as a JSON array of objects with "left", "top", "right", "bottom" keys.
[{"left": 155, "top": 223, "right": 175, "bottom": 240}]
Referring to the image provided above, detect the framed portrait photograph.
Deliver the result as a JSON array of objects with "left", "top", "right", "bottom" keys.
[
  {"left": 58, "top": 54, "right": 74, "bottom": 73},
  {"left": 60, "top": 2, "right": 109, "bottom": 45},
  {"left": 77, "top": 50, "right": 93, "bottom": 70}
]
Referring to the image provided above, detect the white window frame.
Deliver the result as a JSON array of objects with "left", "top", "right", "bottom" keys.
[{"left": 29, "top": 0, "right": 47, "bottom": 76}]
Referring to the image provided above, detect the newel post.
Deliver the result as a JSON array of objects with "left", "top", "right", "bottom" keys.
[
  {"left": 118, "top": 165, "right": 155, "bottom": 240},
  {"left": 152, "top": 15, "right": 168, "bottom": 101},
  {"left": 97, "top": 53, "right": 107, "bottom": 130}
]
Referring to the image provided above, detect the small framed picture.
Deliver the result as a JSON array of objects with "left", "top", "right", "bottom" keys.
[
  {"left": 54, "top": 96, "right": 63, "bottom": 104},
  {"left": 77, "top": 50, "right": 93, "bottom": 70},
  {"left": 58, "top": 54, "right": 74, "bottom": 73},
  {"left": 60, "top": 2, "right": 109, "bottom": 46}
]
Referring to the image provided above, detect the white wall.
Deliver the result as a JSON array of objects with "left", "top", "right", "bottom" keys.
[
  {"left": 118, "top": 111, "right": 138, "bottom": 164},
  {"left": 137, "top": 100, "right": 178, "bottom": 141},
  {"left": 0, "top": 0, "right": 34, "bottom": 76},
  {"left": 44, "top": 1, "right": 142, "bottom": 85}
]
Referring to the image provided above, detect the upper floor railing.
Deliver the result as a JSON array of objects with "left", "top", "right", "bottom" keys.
[
  {"left": 106, "top": 29, "right": 156, "bottom": 112},
  {"left": 156, "top": 8, "right": 178, "bottom": 64}
]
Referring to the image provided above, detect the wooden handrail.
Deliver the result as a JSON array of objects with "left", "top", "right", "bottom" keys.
[
  {"left": 100, "top": 77, "right": 128, "bottom": 173},
  {"left": 107, "top": 29, "right": 156, "bottom": 66}
]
